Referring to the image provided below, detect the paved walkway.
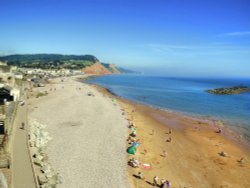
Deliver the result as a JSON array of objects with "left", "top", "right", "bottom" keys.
[{"left": 12, "top": 101, "right": 36, "bottom": 188}]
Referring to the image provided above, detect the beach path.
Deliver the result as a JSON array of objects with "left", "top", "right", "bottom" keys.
[
  {"left": 12, "top": 101, "right": 36, "bottom": 188},
  {"left": 28, "top": 77, "right": 130, "bottom": 188}
]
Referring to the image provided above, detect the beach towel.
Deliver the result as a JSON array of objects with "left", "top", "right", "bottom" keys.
[{"left": 142, "top": 164, "right": 151, "bottom": 169}]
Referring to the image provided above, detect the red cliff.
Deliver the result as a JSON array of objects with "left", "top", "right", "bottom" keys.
[{"left": 81, "top": 62, "right": 111, "bottom": 75}]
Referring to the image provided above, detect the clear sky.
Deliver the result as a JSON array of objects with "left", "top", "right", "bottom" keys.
[{"left": 0, "top": 0, "right": 249, "bottom": 77}]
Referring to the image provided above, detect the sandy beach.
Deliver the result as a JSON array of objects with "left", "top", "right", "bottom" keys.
[
  {"left": 27, "top": 76, "right": 130, "bottom": 188},
  {"left": 26, "top": 76, "right": 250, "bottom": 188},
  {"left": 92, "top": 84, "right": 250, "bottom": 188}
]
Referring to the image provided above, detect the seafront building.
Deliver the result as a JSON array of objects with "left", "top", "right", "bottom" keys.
[{"left": 0, "top": 63, "right": 21, "bottom": 186}]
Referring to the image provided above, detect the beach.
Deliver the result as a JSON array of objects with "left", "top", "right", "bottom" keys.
[
  {"left": 27, "top": 76, "right": 250, "bottom": 188},
  {"left": 92, "top": 84, "right": 250, "bottom": 188},
  {"left": 123, "top": 101, "right": 250, "bottom": 188},
  {"left": 27, "top": 76, "right": 130, "bottom": 188}
]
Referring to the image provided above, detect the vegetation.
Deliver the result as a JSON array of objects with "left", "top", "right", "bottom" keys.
[
  {"left": 0, "top": 54, "right": 99, "bottom": 70},
  {"left": 207, "top": 86, "right": 250, "bottom": 94},
  {"left": 0, "top": 54, "right": 136, "bottom": 73}
]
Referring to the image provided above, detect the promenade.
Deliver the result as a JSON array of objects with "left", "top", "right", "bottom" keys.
[{"left": 12, "top": 99, "right": 36, "bottom": 188}]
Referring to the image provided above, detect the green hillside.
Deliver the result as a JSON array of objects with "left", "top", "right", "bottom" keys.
[
  {"left": 0, "top": 54, "right": 98, "bottom": 69},
  {"left": 0, "top": 54, "right": 136, "bottom": 73}
]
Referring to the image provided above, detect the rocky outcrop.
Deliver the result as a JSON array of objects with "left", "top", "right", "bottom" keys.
[
  {"left": 81, "top": 62, "right": 112, "bottom": 75},
  {"left": 29, "top": 119, "right": 61, "bottom": 187},
  {"left": 207, "top": 86, "right": 250, "bottom": 94},
  {"left": 0, "top": 171, "right": 7, "bottom": 188}
]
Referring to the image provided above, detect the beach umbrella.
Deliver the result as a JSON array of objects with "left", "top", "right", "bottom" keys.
[{"left": 132, "top": 141, "right": 140, "bottom": 147}]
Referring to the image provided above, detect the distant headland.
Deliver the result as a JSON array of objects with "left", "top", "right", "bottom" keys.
[
  {"left": 0, "top": 54, "right": 136, "bottom": 75},
  {"left": 207, "top": 86, "right": 250, "bottom": 94}
]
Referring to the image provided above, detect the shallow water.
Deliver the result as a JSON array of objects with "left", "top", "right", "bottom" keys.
[{"left": 84, "top": 74, "right": 250, "bottom": 141}]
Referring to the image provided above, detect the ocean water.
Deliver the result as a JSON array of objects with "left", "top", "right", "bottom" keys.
[{"left": 84, "top": 74, "right": 250, "bottom": 140}]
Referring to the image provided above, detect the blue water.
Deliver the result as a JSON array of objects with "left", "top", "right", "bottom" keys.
[{"left": 84, "top": 74, "right": 250, "bottom": 140}]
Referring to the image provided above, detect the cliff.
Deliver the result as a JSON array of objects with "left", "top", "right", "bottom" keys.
[
  {"left": 82, "top": 62, "right": 133, "bottom": 75},
  {"left": 81, "top": 62, "right": 112, "bottom": 75},
  {"left": 101, "top": 63, "right": 136, "bottom": 74},
  {"left": 101, "top": 63, "right": 121, "bottom": 74}
]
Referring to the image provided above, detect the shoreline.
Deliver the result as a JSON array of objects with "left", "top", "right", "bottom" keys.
[
  {"left": 85, "top": 82, "right": 250, "bottom": 152},
  {"left": 25, "top": 75, "right": 250, "bottom": 187},
  {"left": 86, "top": 81, "right": 250, "bottom": 187}
]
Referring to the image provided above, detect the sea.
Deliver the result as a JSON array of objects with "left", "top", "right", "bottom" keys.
[{"left": 83, "top": 74, "right": 250, "bottom": 142}]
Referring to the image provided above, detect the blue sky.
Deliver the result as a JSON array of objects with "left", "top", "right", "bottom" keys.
[{"left": 0, "top": 0, "right": 249, "bottom": 77}]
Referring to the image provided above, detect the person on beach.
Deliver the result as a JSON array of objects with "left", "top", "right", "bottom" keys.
[
  {"left": 138, "top": 172, "right": 144, "bottom": 180},
  {"left": 160, "top": 178, "right": 166, "bottom": 188},
  {"left": 127, "top": 136, "right": 136, "bottom": 144},
  {"left": 153, "top": 176, "right": 159, "bottom": 186},
  {"left": 238, "top": 157, "right": 245, "bottom": 164},
  {"left": 130, "top": 131, "right": 137, "bottom": 137},
  {"left": 169, "top": 128, "right": 172, "bottom": 134},
  {"left": 166, "top": 137, "right": 172, "bottom": 142},
  {"left": 128, "top": 158, "right": 140, "bottom": 168},
  {"left": 162, "top": 150, "right": 167, "bottom": 157},
  {"left": 127, "top": 136, "right": 131, "bottom": 143},
  {"left": 20, "top": 122, "right": 25, "bottom": 130},
  {"left": 151, "top": 129, "right": 155, "bottom": 135},
  {"left": 166, "top": 180, "right": 171, "bottom": 188},
  {"left": 216, "top": 128, "right": 222, "bottom": 133},
  {"left": 128, "top": 122, "right": 134, "bottom": 129}
]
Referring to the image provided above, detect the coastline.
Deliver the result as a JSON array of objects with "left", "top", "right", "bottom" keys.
[
  {"left": 24, "top": 74, "right": 250, "bottom": 187},
  {"left": 87, "top": 82, "right": 250, "bottom": 152},
  {"left": 88, "top": 82, "right": 250, "bottom": 188}
]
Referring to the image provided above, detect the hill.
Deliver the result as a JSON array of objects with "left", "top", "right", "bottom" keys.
[
  {"left": 0, "top": 54, "right": 98, "bottom": 69},
  {"left": 0, "top": 54, "right": 136, "bottom": 74}
]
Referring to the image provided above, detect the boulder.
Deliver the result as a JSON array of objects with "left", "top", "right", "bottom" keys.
[
  {"left": 38, "top": 173, "right": 48, "bottom": 185},
  {"left": 0, "top": 171, "right": 7, "bottom": 188}
]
